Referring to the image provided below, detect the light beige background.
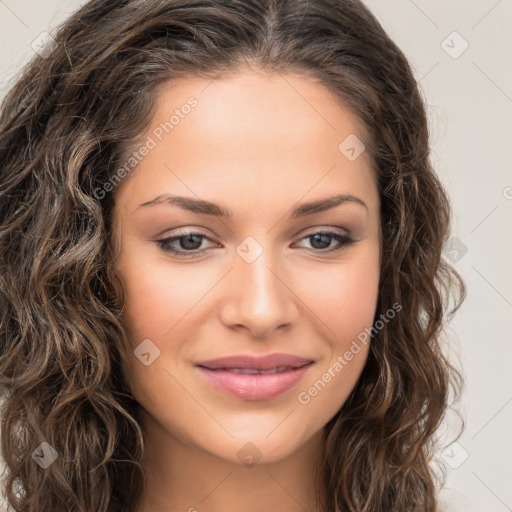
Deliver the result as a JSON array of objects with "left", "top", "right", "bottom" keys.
[{"left": 0, "top": 1, "right": 511, "bottom": 511}]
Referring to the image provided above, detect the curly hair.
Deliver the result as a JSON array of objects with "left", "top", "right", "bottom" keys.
[{"left": 0, "top": 0, "right": 466, "bottom": 510}]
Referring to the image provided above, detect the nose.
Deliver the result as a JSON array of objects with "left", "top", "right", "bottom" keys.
[{"left": 218, "top": 245, "right": 299, "bottom": 339}]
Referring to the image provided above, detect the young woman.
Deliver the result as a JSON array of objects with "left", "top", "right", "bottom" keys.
[{"left": 0, "top": 1, "right": 466, "bottom": 511}]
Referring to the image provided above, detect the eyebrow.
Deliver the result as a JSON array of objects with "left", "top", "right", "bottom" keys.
[{"left": 136, "top": 193, "right": 368, "bottom": 218}]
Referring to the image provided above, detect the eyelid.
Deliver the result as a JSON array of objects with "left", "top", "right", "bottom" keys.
[
  {"left": 298, "top": 226, "right": 350, "bottom": 238},
  {"left": 158, "top": 225, "right": 350, "bottom": 240}
]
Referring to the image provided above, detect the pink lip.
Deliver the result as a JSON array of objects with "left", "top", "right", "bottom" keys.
[
  {"left": 195, "top": 353, "right": 313, "bottom": 371},
  {"left": 194, "top": 353, "right": 314, "bottom": 401}
]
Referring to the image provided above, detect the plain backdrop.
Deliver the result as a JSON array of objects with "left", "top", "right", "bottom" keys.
[{"left": 0, "top": 1, "right": 511, "bottom": 511}]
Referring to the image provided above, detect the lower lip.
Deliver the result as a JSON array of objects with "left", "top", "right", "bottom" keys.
[{"left": 195, "top": 363, "right": 313, "bottom": 401}]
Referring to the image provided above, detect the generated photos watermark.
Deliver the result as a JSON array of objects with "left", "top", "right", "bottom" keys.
[
  {"left": 93, "top": 96, "right": 198, "bottom": 200},
  {"left": 297, "top": 301, "right": 402, "bottom": 405}
]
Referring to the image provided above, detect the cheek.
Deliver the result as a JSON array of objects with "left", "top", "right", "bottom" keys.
[
  {"left": 295, "top": 243, "right": 380, "bottom": 346},
  {"left": 294, "top": 251, "right": 379, "bottom": 422},
  {"left": 291, "top": 242, "right": 379, "bottom": 411},
  {"left": 114, "top": 252, "right": 200, "bottom": 404},
  {"left": 117, "top": 252, "right": 208, "bottom": 343}
]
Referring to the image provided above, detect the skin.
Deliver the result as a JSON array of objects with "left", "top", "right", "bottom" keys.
[{"left": 111, "top": 68, "right": 381, "bottom": 512}]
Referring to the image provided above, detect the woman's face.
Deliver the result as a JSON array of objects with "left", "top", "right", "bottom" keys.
[{"left": 111, "top": 70, "right": 381, "bottom": 465}]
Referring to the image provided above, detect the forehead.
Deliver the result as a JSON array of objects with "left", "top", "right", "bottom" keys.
[
  {"left": 149, "top": 71, "right": 369, "bottom": 156},
  {"left": 114, "top": 71, "right": 378, "bottom": 215}
]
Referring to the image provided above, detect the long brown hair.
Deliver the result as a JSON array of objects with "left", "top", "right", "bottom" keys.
[{"left": 0, "top": 0, "right": 466, "bottom": 510}]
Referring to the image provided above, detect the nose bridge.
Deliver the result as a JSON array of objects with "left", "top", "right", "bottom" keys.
[
  {"left": 240, "top": 239, "right": 281, "bottom": 302},
  {"left": 219, "top": 234, "right": 297, "bottom": 336}
]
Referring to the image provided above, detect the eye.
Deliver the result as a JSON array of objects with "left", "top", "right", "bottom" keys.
[
  {"left": 293, "top": 230, "right": 355, "bottom": 253},
  {"left": 156, "top": 231, "right": 218, "bottom": 258},
  {"left": 155, "top": 229, "right": 355, "bottom": 258}
]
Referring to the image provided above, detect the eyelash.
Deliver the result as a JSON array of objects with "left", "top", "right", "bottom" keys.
[{"left": 156, "top": 229, "right": 355, "bottom": 259}]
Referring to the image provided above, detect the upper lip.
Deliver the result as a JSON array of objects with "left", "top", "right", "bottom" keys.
[{"left": 195, "top": 353, "right": 314, "bottom": 371}]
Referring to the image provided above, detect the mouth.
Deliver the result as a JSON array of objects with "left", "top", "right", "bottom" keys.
[
  {"left": 194, "top": 354, "right": 314, "bottom": 400},
  {"left": 203, "top": 366, "right": 306, "bottom": 374}
]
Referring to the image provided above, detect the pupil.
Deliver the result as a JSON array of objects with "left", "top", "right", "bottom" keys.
[
  {"left": 311, "top": 233, "right": 331, "bottom": 249},
  {"left": 181, "top": 234, "right": 202, "bottom": 250}
]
